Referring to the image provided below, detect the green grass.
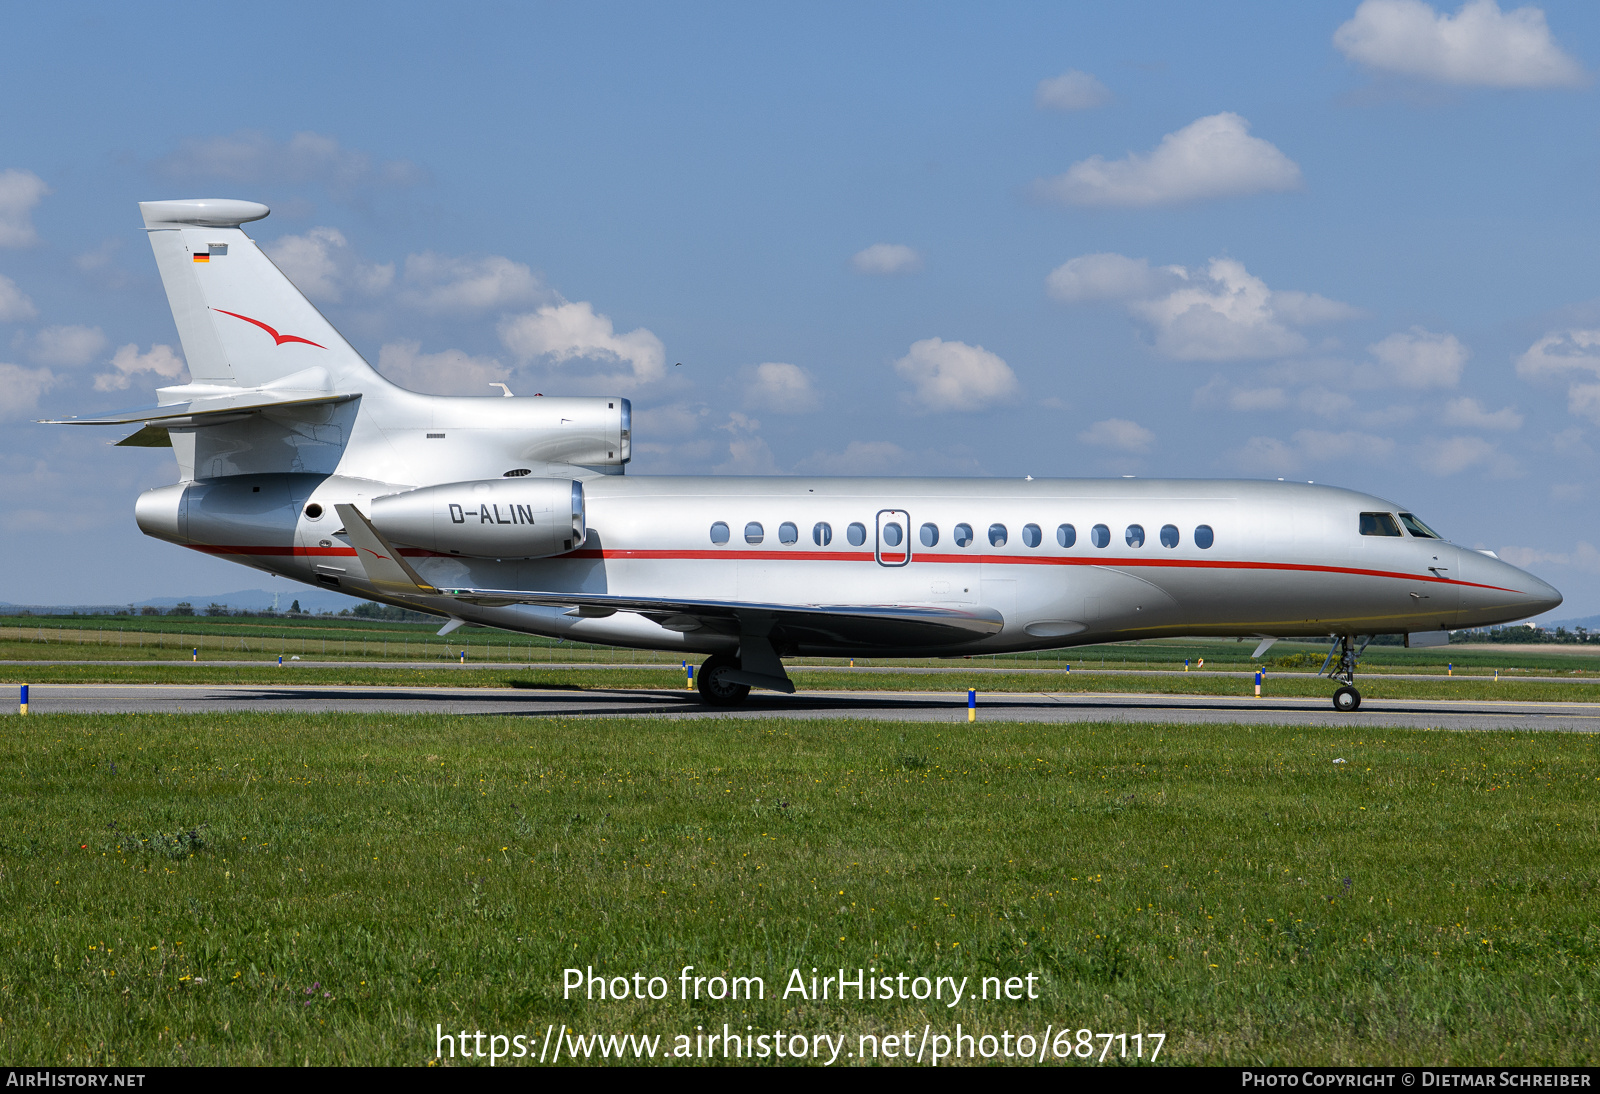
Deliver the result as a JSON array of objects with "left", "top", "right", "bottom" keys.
[{"left": 1, "top": 713, "right": 1596, "bottom": 1065}]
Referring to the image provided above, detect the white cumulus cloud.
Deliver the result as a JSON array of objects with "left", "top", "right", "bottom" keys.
[
  {"left": 30, "top": 326, "right": 107, "bottom": 368},
  {"left": 1051, "top": 253, "right": 1358, "bottom": 362},
  {"left": 714, "top": 412, "right": 778, "bottom": 475},
  {"left": 0, "top": 170, "right": 49, "bottom": 248},
  {"left": 1235, "top": 430, "right": 1397, "bottom": 473},
  {"left": 1517, "top": 330, "right": 1600, "bottom": 424},
  {"left": 1034, "top": 70, "right": 1111, "bottom": 111},
  {"left": 401, "top": 252, "right": 545, "bottom": 315},
  {"left": 1361, "top": 328, "right": 1467, "bottom": 389},
  {"left": 499, "top": 301, "right": 667, "bottom": 389},
  {"left": 265, "top": 227, "right": 394, "bottom": 303},
  {"left": 376, "top": 341, "right": 508, "bottom": 397},
  {"left": 1078, "top": 418, "right": 1155, "bottom": 454},
  {"left": 0, "top": 362, "right": 56, "bottom": 419},
  {"left": 1515, "top": 328, "right": 1600, "bottom": 379},
  {"left": 742, "top": 362, "right": 819, "bottom": 413},
  {"left": 851, "top": 244, "right": 922, "bottom": 276},
  {"left": 1498, "top": 542, "right": 1600, "bottom": 574},
  {"left": 1419, "top": 434, "right": 1514, "bottom": 475},
  {"left": 1441, "top": 396, "right": 1522, "bottom": 431},
  {"left": 1334, "top": 0, "right": 1586, "bottom": 88},
  {"left": 1046, "top": 253, "right": 1183, "bottom": 303},
  {"left": 0, "top": 273, "right": 37, "bottom": 321},
  {"left": 93, "top": 344, "right": 187, "bottom": 392},
  {"left": 892, "top": 337, "right": 1019, "bottom": 412},
  {"left": 1035, "top": 113, "right": 1302, "bottom": 208}
]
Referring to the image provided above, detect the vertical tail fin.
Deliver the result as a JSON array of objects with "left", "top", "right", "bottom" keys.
[{"left": 140, "top": 199, "right": 386, "bottom": 391}]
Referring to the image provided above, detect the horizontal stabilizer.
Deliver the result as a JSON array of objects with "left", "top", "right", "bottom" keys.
[
  {"left": 441, "top": 587, "right": 1004, "bottom": 649},
  {"left": 43, "top": 381, "right": 355, "bottom": 427}
]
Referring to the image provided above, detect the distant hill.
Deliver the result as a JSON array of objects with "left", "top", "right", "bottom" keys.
[{"left": 1544, "top": 615, "right": 1600, "bottom": 631}]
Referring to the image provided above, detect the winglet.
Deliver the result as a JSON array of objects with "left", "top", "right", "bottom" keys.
[{"left": 335, "top": 503, "right": 439, "bottom": 596}]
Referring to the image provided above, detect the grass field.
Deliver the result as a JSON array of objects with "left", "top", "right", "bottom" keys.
[{"left": 2, "top": 712, "right": 1596, "bottom": 1066}]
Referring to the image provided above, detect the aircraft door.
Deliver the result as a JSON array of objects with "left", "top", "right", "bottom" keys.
[{"left": 876, "top": 509, "right": 911, "bottom": 567}]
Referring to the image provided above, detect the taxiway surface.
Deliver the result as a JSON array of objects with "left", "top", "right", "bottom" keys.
[{"left": 12, "top": 683, "right": 1600, "bottom": 731}]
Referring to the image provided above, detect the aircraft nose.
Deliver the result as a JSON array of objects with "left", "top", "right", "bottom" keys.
[
  {"left": 1520, "top": 572, "right": 1563, "bottom": 616},
  {"left": 1481, "top": 555, "right": 1562, "bottom": 620}
]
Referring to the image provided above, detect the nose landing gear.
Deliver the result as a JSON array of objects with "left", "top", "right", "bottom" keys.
[{"left": 1320, "top": 634, "right": 1371, "bottom": 712}]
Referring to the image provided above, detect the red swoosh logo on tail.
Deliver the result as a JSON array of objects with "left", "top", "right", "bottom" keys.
[{"left": 212, "top": 309, "right": 326, "bottom": 349}]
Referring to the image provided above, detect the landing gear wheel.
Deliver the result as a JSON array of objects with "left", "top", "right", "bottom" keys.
[
  {"left": 1332, "top": 685, "right": 1361, "bottom": 712},
  {"left": 697, "top": 654, "right": 751, "bottom": 706}
]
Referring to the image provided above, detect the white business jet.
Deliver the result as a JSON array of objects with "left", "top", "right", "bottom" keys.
[{"left": 44, "top": 199, "right": 1561, "bottom": 710}]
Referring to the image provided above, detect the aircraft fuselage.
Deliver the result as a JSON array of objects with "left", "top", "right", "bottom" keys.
[{"left": 136, "top": 471, "right": 1560, "bottom": 657}]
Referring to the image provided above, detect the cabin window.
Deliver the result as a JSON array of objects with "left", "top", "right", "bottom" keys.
[
  {"left": 1359, "top": 512, "right": 1402, "bottom": 537},
  {"left": 882, "top": 521, "right": 903, "bottom": 547},
  {"left": 813, "top": 522, "right": 832, "bottom": 546},
  {"left": 1398, "top": 512, "right": 1441, "bottom": 539},
  {"left": 1091, "top": 524, "right": 1110, "bottom": 549},
  {"left": 988, "top": 523, "right": 1008, "bottom": 547},
  {"left": 954, "top": 523, "right": 973, "bottom": 547},
  {"left": 1195, "top": 524, "right": 1214, "bottom": 549},
  {"left": 1021, "top": 523, "right": 1041, "bottom": 548},
  {"left": 744, "top": 522, "right": 764, "bottom": 544},
  {"left": 920, "top": 522, "right": 939, "bottom": 547},
  {"left": 710, "top": 521, "right": 730, "bottom": 545},
  {"left": 779, "top": 521, "right": 799, "bottom": 545},
  {"left": 1125, "top": 524, "right": 1145, "bottom": 548},
  {"left": 847, "top": 522, "right": 867, "bottom": 546},
  {"left": 1057, "top": 523, "right": 1076, "bottom": 548},
  {"left": 1160, "top": 524, "right": 1179, "bottom": 548}
]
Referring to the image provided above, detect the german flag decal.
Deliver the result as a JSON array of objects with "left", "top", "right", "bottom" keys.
[{"left": 192, "top": 253, "right": 209, "bottom": 263}]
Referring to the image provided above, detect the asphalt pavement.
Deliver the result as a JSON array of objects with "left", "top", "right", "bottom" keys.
[{"left": 10, "top": 682, "right": 1600, "bottom": 731}]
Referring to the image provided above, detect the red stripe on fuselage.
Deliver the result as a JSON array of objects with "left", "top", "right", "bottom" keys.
[{"left": 183, "top": 543, "right": 1519, "bottom": 593}]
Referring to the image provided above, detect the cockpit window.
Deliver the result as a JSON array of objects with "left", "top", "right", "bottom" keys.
[
  {"left": 1359, "top": 512, "right": 1402, "bottom": 537},
  {"left": 1398, "top": 512, "right": 1441, "bottom": 539}
]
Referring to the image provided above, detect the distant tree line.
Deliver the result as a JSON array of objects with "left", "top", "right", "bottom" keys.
[{"left": 8, "top": 600, "right": 440, "bottom": 622}]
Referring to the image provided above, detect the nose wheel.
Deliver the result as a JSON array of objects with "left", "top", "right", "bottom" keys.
[
  {"left": 1321, "top": 634, "right": 1371, "bottom": 713},
  {"left": 1332, "top": 685, "right": 1361, "bottom": 712}
]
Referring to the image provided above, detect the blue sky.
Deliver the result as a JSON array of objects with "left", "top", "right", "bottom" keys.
[{"left": 5, "top": 1, "right": 1600, "bottom": 617}]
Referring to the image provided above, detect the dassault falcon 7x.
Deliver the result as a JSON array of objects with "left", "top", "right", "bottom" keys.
[{"left": 45, "top": 199, "right": 1562, "bottom": 710}]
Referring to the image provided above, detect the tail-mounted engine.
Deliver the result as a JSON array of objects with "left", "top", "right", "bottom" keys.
[{"left": 372, "top": 478, "right": 585, "bottom": 559}]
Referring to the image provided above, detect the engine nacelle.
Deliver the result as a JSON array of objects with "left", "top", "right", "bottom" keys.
[{"left": 372, "top": 478, "right": 585, "bottom": 559}]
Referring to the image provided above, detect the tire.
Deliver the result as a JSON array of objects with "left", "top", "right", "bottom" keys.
[
  {"left": 1332, "top": 685, "right": 1361, "bottom": 712},
  {"left": 697, "top": 654, "right": 751, "bottom": 706}
]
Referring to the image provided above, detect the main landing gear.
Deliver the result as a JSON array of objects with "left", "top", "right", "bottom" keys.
[
  {"left": 697, "top": 653, "right": 751, "bottom": 706},
  {"left": 695, "top": 639, "right": 797, "bottom": 706},
  {"left": 1320, "top": 634, "right": 1371, "bottom": 712}
]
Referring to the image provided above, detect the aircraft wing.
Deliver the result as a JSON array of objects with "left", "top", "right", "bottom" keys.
[
  {"left": 440, "top": 586, "right": 1005, "bottom": 649},
  {"left": 334, "top": 501, "right": 1003, "bottom": 648}
]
